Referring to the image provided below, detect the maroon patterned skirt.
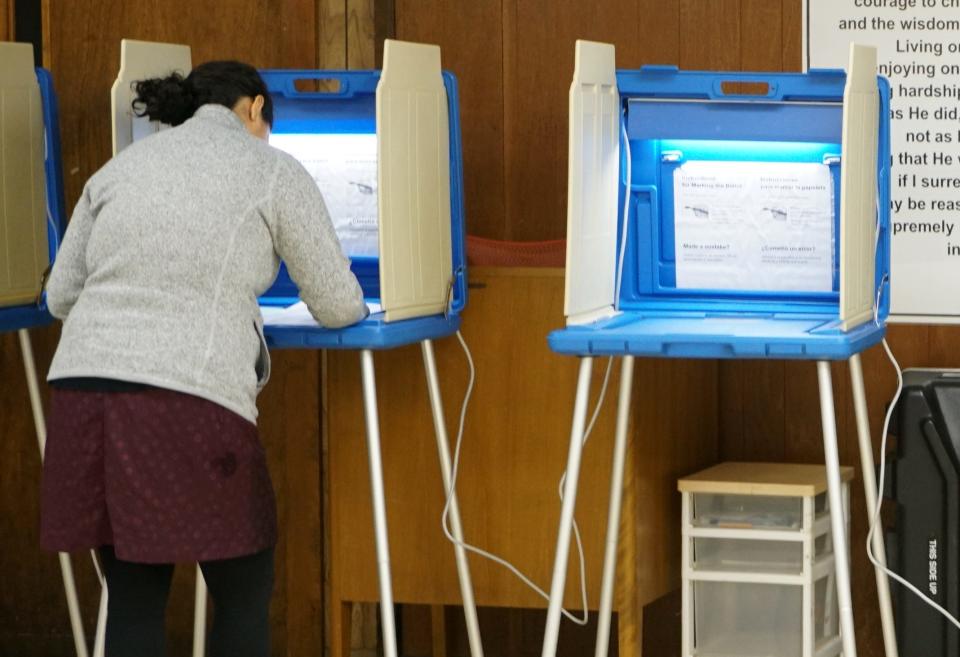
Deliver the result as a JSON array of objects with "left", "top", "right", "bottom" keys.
[{"left": 40, "top": 387, "right": 277, "bottom": 563}]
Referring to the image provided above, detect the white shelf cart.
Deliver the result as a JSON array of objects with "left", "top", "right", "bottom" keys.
[{"left": 679, "top": 462, "right": 854, "bottom": 657}]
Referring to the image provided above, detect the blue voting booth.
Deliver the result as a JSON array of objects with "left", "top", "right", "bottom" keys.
[
  {"left": 540, "top": 41, "right": 897, "bottom": 657},
  {"left": 0, "top": 57, "right": 66, "bottom": 332},
  {"left": 0, "top": 42, "right": 94, "bottom": 657},
  {"left": 109, "top": 39, "right": 481, "bottom": 657},
  {"left": 257, "top": 67, "right": 467, "bottom": 349}
]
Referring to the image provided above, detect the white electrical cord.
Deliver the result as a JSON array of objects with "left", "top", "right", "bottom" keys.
[
  {"left": 868, "top": 280, "right": 960, "bottom": 631},
  {"left": 614, "top": 116, "right": 632, "bottom": 309},
  {"left": 441, "top": 329, "right": 614, "bottom": 625},
  {"left": 439, "top": 112, "right": 625, "bottom": 618}
]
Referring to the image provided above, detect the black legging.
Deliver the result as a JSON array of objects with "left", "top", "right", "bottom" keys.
[{"left": 97, "top": 546, "right": 274, "bottom": 657}]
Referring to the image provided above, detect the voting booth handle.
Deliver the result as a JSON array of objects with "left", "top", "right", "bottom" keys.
[
  {"left": 292, "top": 78, "right": 343, "bottom": 95},
  {"left": 277, "top": 72, "right": 368, "bottom": 99},
  {"left": 711, "top": 78, "right": 780, "bottom": 100}
]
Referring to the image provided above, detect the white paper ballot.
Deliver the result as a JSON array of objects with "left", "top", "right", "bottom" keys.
[
  {"left": 269, "top": 133, "right": 379, "bottom": 258},
  {"left": 261, "top": 301, "right": 381, "bottom": 328},
  {"left": 673, "top": 161, "right": 834, "bottom": 293}
]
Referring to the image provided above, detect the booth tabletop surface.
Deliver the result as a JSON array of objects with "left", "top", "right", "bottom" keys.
[
  {"left": 548, "top": 313, "right": 885, "bottom": 361},
  {"left": 264, "top": 312, "right": 461, "bottom": 350},
  {"left": 0, "top": 307, "right": 53, "bottom": 334},
  {"left": 2, "top": 306, "right": 461, "bottom": 349}
]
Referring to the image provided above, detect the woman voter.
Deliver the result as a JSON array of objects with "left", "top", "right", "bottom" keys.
[{"left": 39, "top": 60, "right": 366, "bottom": 657}]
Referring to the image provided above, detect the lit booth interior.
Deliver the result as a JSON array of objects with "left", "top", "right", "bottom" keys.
[{"left": 553, "top": 45, "right": 892, "bottom": 359}]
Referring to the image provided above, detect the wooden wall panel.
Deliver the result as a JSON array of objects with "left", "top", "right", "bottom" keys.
[
  {"left": 316, "top": 6, "right": 347, "bottom": 652},
  {"left": 930, "top": 327, "right": 960, "bottom": 366},
  {"left": 0, "top": 328, "right": 87, "bottom": 655},
  {"left": 740, "top": 0, "right": 782, "bottom": 71},
  {"left": 0, "top": 0, "right": 13, "bottom": 40},
  {"left": 782, "top": 0, "right": 803, "bottom": 71},
  {"left": 320, "top": 0, "right": 348, "bottom": 68},
  {"left": 678, "top": 0, "right": 740, "bottom": 71},
  {"left": 633, "top": 0, "right": 680, "bottom": 68},
  {"left": 631, "top": 358, "right": 720, "bottom": 608},
  {"left": 347, "top": 0, "right": 375, "bottom": 69},
  {"left": 502, "top": 0, "right": 641, "bottom": 241},
  {"left": 395, "top": 0, "right": 506, "bottom": 239},
  {"left": 259, "top": 351, "right": 325, "bottom": 657},
  {"left": 43, "top": 0, "right": 319, "bottom": 211},
  {"left": 373, "top": 0, "right": 394, "bottom": 66}
]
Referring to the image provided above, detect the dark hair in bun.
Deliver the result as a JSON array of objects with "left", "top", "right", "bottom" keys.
[{"left": 132, "top": 60, "right": 273, "bottom": 128}]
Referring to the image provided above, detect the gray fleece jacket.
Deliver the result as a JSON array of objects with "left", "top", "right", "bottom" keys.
[{"left": 46, "top": 104, "right": 368, "bottom": 423}]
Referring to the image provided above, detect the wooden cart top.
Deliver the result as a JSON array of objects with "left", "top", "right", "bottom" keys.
[{"left": 678, "top": 462, "right": 855, "bottom": 497}]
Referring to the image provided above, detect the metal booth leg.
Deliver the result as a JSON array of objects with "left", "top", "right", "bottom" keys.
[
  {"left": 849, "top": 354, "right": 898, "bottom": 657},
  {"left": 92, "top": 581, "right": 107, "bottom": 657},
  {"left": 817, "top": 361, "right": 858, "bottom": 657},
  {"left": 360, "top": 349, "right": 399, "bottom": 657},
  {"left": 19, "top": 329, "right": 91, "bottom": 657},
  {"left": 192, "top": 567, "right": 208, "bottom": 657},
  {"left": 594, "top": 356, "right": 635, "bottom": 657},
  {"left": 420, "top": 339, "right": 484, "bottom": 657},
  {"left": 541, "top": 357, "right": 594, "bottom": 657}
]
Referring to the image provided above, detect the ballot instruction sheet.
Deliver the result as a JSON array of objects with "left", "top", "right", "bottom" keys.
[
  {"left": 269, "top": 133, "right": 379, "bottom": 257},
  {"left": 673, "top": 161, "right": 835, "bottom": 293}
]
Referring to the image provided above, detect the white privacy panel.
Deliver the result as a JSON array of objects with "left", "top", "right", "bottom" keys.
[
  {"left": 0, "top": 42, "right": 48, "bottom": 308},
  {"left": 111, "top": 39, "right": 192, "bottom": 155},
  {"left": 564, "top": 40, "right": 620, "bottom": 325},
  {"left": 839, "top": 44, "right": 880, "bottom": 331},
  {"left": 376, "top": 39, "right": 452, "bottom": 323}
]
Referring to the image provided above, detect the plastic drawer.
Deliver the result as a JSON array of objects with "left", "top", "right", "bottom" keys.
[
  {"left": 693, "top": 493, "right": 803, "bottom": 531},
  {"left": 693, "top": 538, "right": 803, "bottom": 576},
  {"left": 693, "top": 581, "right": 802, "bottom": 657}
]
